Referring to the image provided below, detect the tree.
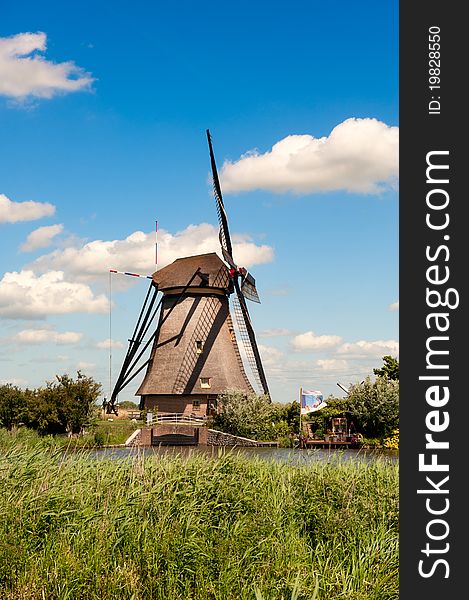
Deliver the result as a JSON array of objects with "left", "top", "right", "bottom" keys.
[
  {"left": 25, "top": 372, "right": 102, "bottom": 436},
  {"left": 118, "top": 400, "right": 139, "bottom": 409},
  {"left": 54, "top": 371, "right": 102, "bottom": 435},
  {"left": 212, "top": 389, "right": 274, "bottom": 439},
  {"left": 346, "top": 376, "right": 399, "bottom": 438},
  {"left": 24, "top": 386, "right": 61, "bottom": 435},
  {"left": 0, "top": 384, "right": 26, "bottom": 430},
  {"left": 373, "top": 355, "right": 399, "bottom": 381},
  {"left": 211, "top": 390, "right": 300, "bottom": 441},
  {"left": 278, "top": 400, "right": 300, "bottom": 434}
]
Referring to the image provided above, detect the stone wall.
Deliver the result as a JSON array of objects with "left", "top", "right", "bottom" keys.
[
  {"left": 152, "top": 424, "right": 197, "bottom": 438},
  {"left": 125, "top": 428, "right": 151, "bottom": 446},
  {"left": 124, "top": 429, "right": 142, "bottom": 446},
  {"left": 126, "top": 426, "right": 264, "bottom": 447},
  {"left": 199, "top": 428, "right": 258, "bottom": 447}
]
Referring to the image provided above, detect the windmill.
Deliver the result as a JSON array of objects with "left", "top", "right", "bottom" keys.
[{"left": 105, "top": 130, "right": 269, "bottom": 417}]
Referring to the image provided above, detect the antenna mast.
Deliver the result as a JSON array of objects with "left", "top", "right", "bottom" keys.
[{"left": 155, "top": 219, "right": 158, "bottom": 271}]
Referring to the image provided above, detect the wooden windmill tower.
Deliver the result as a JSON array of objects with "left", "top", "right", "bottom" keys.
[{"left": 106, "top": 131, "right": 269, "bottom": 416}]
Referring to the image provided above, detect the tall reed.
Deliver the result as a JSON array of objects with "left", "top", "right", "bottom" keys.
[{"left": 0, "top": 431, "right": 398, "bottom": 599}]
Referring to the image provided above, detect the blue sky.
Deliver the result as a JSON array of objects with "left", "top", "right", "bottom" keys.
[{"left": 0, "top": 0, "right": 398, "bottom": 403}]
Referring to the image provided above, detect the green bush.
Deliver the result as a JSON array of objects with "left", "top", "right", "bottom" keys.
[
  {"left": 346, "top": 377, "right": 399, "bottom": 439},
  {"left": 212, "top": 390, "right": 299, "bottom": 442},
  {"left": 93, "top": 431, "right": 106, "bottom": 446},
  {"left": 0, "top": 372, "right": 102, "bottom": 436}
]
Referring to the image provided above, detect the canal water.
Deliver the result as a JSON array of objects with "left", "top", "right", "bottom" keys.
[{"left": 86, "top": 445, "right": 398, "bottom": 465}]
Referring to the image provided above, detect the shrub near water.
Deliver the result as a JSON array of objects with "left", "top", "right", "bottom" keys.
[{"left": 0, "top": 433, "right": 398, "bottom": 600}]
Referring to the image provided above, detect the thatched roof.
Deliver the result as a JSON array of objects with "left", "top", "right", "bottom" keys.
[{"left": 153, "top": 252, "right": 230, "bottom": 291}]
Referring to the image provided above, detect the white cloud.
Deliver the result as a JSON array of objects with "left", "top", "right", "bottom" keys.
[
  {"left": 220, "top": 118, "right": 398, "bottom": 195},
  {"left": 258, "top": 328, "right": 294, "bottom": 338},
  {"left": 28, "top": 354, "right": 70, "bottom": 364},
  {"left": 12, "top": 328, "right": 82, "bottom": 344},
  {"left": 0, "top": 377, "right": 28, "bottom": 386},
  {"left": 291, "top": 330, "right": 342, "bottom": 351},
  {"left": 229, "top": 232, "right": 274, "bottom": 268},
  {"left": 389, "top": 300, "right": 399, "bottom": 311},
  {"left": 30, "top": 223, "right": 274, "bottom": 282},
  {"left": 258, "top": 344, "right": 284, "bottom": 366},
  {"left": 77, "top": 361, "right": 95, "bottom": 371},
  {"left": 336, "top": 339, "right": 399, "bottom": 358},
  {"left": 20, "top": 223, "right": 64, "bottom": 252},
  {"left": 0, "top": 270, "right": 109, "bottom": 319},
  {"left": 96, "top": 338, "right": 124, "bottom": 349},
  {"left": 0, "top": 32, "right": 94, "bottom": 100},
  {"left": 0, "top": 193, "right": 55, "bottom": 223},
  {"left": 316, "top": 358, "right": 349, "bottom": 371}
]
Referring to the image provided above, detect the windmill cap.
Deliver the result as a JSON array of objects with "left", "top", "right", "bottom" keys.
[{"left": 152, "top": 252, "right": 230, "bottom": 291}]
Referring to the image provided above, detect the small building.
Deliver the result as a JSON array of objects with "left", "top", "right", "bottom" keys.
[{"left": 302, "top": 413, "right": 360, "bottom": 447}]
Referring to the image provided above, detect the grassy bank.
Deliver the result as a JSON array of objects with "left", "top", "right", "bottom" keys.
[
  {"left": 13, "top": 419, "right": 143, "bottom": 449},
  {"left": 88, "top": 419, "right": 142, "bottom": 447},
  {"left": 0, "top": 430, "right": 398, "bottom": 599}
]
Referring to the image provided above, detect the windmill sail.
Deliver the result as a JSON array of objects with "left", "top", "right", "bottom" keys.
[
  {"left": 207, "top": 129, "right": 233, "bottom": 259},
  {"left": 232, "top": 279, "right": 270, "bottom": 396},
  {"left": 206, "top": 129, "right": 269, "bottom": 397},
  {"left": 231, "top": 294, "right": 262, "bottom": 393},
  {"left": 111, "top": 131, "right": 271, "bottom": 424},
  {"left": 206, "top": 129, "right": 261, "bottom": 304},
  {"left": 240, "top": 272, "right": 260, "bottom": 303}
]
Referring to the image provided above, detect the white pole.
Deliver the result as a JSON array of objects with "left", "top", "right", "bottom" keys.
[
  {"left": 109, "top": 270, "right": 112, "bottom": 400},
  {"left": 299, "top": 386, "right": 302, "bottom": 447},
  {"left": 155, "top": 219, "right": 158, "bottom": 271}
]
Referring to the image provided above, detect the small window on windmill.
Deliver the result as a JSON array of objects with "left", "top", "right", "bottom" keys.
[
  {"left": 196, "top": 340, "right": 204, "bottom": 354},
  {"left": 200, "top": 377, "right": 211, "bottom": 389},
  {"left": 192, "top": 399, "right": 201, "bottom": 410}
]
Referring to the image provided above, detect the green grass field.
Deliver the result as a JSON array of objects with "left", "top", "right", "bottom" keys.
[
  {"left": 34, "top": 418, "right": 143, "bottom": 449},
  {"left": 0, "top": 429, "right": 398, "bottom": 599}
]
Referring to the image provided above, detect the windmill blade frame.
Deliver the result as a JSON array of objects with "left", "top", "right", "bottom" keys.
[
  {"left": 221, "top": 247, "right": 236, "bottom": 269},
  {"left": 240, "top": 271, "right": 260, "bottom": 303},
  {"left": 206, "top": 129, "right": 233, "bottom": 260},
  {"left": 206, "top": 129, "right": 262, "bottom": 304},
  {"left": 232, "top": 278, "right": 270, "bottom": 397}
]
